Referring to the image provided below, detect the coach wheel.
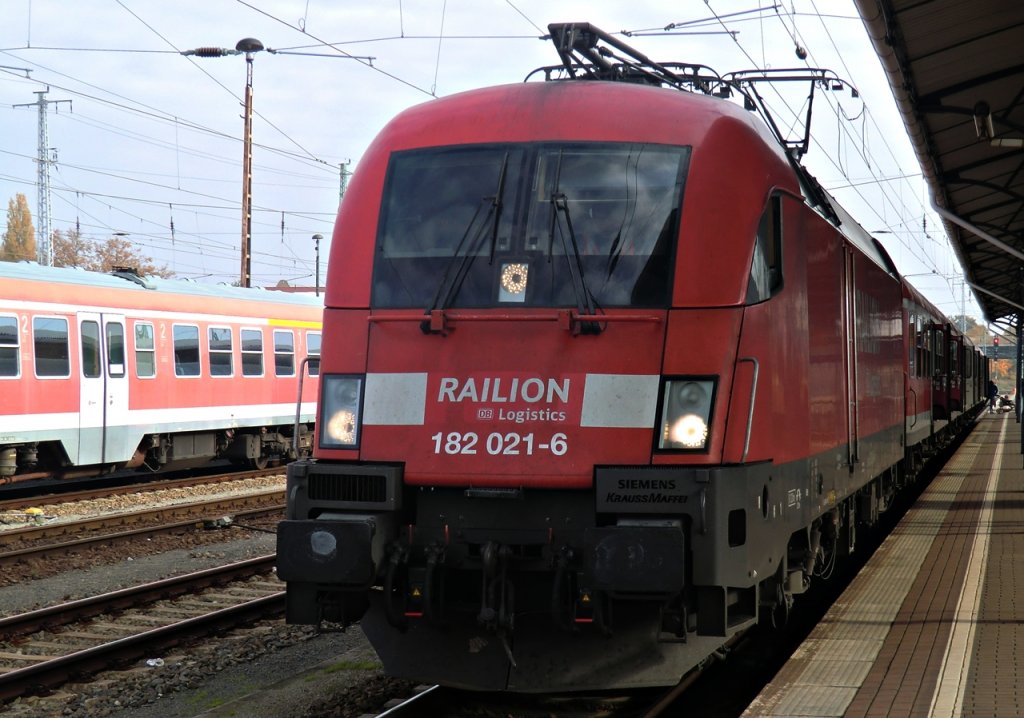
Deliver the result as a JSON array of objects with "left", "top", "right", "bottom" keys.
[{"left": 249, "top": 455, "right": 269, "bottom": 470}]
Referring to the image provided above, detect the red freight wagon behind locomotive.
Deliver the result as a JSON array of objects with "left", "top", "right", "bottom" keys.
[
  {"left": 277, "top": 24, "right": 985, "bottom": 692},
  {"left": 0, "top": 261, "right": 322, "bottom": 483}
]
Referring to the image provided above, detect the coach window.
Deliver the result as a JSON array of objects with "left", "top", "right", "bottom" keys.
[
  {"left": 81, "top": 320, "right": 101, "bottom": 379},
  {"left": 33, "top": 317, "right": 70, "bottom": 378},
  {"left": 106, "top": 322, "right": 125, "bottom": 378},
  {"left": 0, "top": 315, "right": 18, "bottom": 378},
  {"left": 746, "top": 195, "right": 783, "bottom": 304},
  {"left": 173, "top": 325, "right": 200, "bottom": 377},
  {"left": 306, "top": 331, "right": 321, "bottom": 376},
  {"left": 241, "top": 328, "right": 264, "bottom": 377},
  {"left": 916, "top": 316, "right": 927, "bottom": 378},
  {"left": 208, "top": 326, "right": 233, "bottom": 377},
  {"left": 274, "top": 330, "right": 295, "bottom": 377},
  {"left": 134, "top": 322, "right": 155, "bottom": 378},
  {"left": 933, "top": 328, "right": 945, "bottom": 376}
]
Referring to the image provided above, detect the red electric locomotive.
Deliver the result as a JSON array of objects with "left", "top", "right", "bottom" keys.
[
  {"left": 0, "top": 261, "right": 322, "bottom": 484},
  {"left": 277, "top": 24, "right": 985, "bottom": 691}
]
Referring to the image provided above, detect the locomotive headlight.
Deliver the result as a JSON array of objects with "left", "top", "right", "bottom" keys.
[
  {"left": 669, "top": 414, "right": 709, "bottom": 448},
  {"left": 319, "top": 375, "right": 364, "bottom": 449},
  {"left": 658, "top": 378, "right": 716, "bottom": 450}
]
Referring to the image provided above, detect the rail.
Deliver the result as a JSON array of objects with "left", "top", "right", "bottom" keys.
[
  {"left": 0, "top": 556, "right": 282, "bottom": 702},
  {"left": 0, "top": 495, "right": 283, "bottom": 569}
]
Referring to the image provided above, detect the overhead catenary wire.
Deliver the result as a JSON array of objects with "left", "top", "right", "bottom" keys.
[
  {"left": 115, "top": 0, "right": 321, "bottom": 164},
  {"left": 698, "top": 2, "right": 953, "bottom": 279},
  {"left": 0, "top": 1, "right": 967, "bottom": 308}
]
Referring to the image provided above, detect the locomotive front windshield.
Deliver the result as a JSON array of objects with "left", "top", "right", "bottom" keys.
[{"left": 372, "top": 142, "right": 689, "bottom": 309}]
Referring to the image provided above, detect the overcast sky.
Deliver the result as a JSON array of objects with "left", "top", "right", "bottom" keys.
[{"left": 0, "top": 0, "right": 979, "bottom": 318}]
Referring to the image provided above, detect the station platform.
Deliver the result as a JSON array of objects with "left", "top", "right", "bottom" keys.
[{"left": 744, "top": 411, "right": 1023, "bottom": 718}]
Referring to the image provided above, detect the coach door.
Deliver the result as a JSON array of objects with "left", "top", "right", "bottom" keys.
[
  {"left": 78, "top": 313, "right": 129, "bottom": 466},
  {"left": 843, "top": 248, "right": 860, "bottom": 467}
]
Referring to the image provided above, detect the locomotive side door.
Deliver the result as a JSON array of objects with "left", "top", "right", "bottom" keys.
[
  {"left": 843, "top": 248, "right": 859, "bottom": 466},
  {"left": 77, "top": 313, "right": 129, "bottom": 466}
]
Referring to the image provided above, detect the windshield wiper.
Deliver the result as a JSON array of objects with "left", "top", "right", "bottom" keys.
[
  {"left": 548, "top": 156, "right": 602, "bottom": 334},
  {"left": 422, "top": 153, "right": 509, "bottom": 333}
]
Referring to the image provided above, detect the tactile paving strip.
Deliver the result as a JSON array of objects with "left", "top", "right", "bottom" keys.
[{"left": 960, "top": 423, "right": 1024, "bottom": 718}]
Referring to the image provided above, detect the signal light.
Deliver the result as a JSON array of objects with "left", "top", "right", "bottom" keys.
[{"left": 994, "top": 337, "right": 1000, "bottom": 346}]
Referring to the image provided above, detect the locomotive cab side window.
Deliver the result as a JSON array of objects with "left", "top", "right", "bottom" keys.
[
  {"left": 33, "top": 316, "right": 70, "bottom": 378},
  {"left": 208, "top": 326, "right": 233, "bottom": 377},
  {"left": 173, "top": 324, "right": 200, "bottom": 377},
  {"left": 0, "top": 315, "right": 18, "bottom": 378},
  {"left": 241, "top": 328, "right": 264, "bottom": 377},
  {"left": 134, "top": 322, "right": 156, "bottom": 378},
  {"left": 746, "top": 194, "right": 783, "bottom": 304},
  {"left": 274, "top": 330, "right": 295, "bottom": 377}
]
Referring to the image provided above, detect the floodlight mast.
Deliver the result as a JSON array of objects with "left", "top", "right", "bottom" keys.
[{"left": 181, "top": 38, "right": 264, "bottom": 287}]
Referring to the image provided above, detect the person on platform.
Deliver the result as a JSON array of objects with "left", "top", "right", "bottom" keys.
[{"left": 988, "top": 380, "right": 999, "bottom": 413}]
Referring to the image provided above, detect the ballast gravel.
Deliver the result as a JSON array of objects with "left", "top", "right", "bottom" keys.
[{"left": 0, "top": 479, "right": 411, "bottom": 718}]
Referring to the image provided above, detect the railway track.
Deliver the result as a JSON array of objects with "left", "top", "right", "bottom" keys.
[
  {"left": 0, "top": 556, "right": 282, "bottom": 703},
  {"left": 0, "top": 487, "right": 284, "bottom": 544},
  {"left": 0, "top": 467, "right": 283, "bottom": 510},
  {"left": 0, "top": 491, "right": 284, "bottom": 571},
  {"left": 0, "top": 497, "right": 280, "bottom": 569}
]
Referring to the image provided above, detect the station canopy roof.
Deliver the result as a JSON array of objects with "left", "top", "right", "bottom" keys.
[{"left": 855, "top": 0, "right": 1024, "bottom": 326}]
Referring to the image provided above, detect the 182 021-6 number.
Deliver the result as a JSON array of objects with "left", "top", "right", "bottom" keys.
[{"left": 430, "top": 431, "right": 567, "bottom": 456}]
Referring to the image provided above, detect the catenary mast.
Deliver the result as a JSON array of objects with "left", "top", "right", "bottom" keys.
[{"left": 14, "top": 88, "right": 71, "bottom": 266}]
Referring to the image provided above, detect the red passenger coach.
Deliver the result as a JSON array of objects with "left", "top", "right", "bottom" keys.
[
  {"left": 276, "top": 24, "right": 986, "bottom": 692},
  {"left": 0, "top": 262, "right": 322, "bottom": 483},
  {"left": 901, "top": 281, "right": 984, "bottom": 466}
]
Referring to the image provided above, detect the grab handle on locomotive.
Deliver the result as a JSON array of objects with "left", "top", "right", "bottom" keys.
[
  {"left": 738, "top": 356, "right": 760, "bottom": 462},
  {"left": 292, "top": 355, "right": 313, "bottom": 456}
]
